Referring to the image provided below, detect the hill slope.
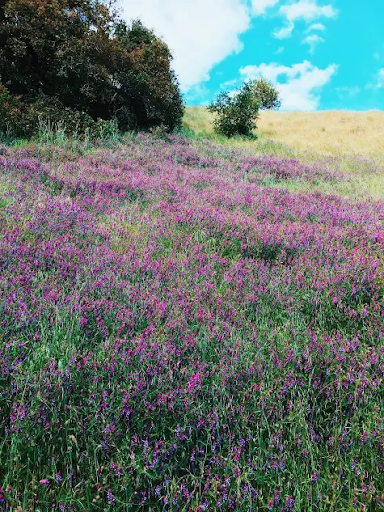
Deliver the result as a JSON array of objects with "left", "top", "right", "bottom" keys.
[
  {"left": 184, "top": 107, "right": 384, "bottom": 157},
  {"left": 0, "top": 134, "right": 383, "bottom": 511},
  {"left": 184, "top": 107, "right": 384, "bottom": 201}
]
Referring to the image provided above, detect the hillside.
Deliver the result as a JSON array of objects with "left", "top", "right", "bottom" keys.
[
  {"left": 0, "top": 133, "right": 383, "bottom": 511},
  {"left": 184, "top": 107, "right": 384, "bottom": 157},
  {"left": 184, "top": 107, "right": 384, "bottom": 201}
]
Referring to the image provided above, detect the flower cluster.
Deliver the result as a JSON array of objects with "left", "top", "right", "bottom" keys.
[{"left": 0, "top": 134, "right": 383, "bottom": 511}]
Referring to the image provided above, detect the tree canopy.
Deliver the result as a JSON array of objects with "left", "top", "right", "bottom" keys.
[
  {"left": 0, "top": 0, "right": 184, "bottom": 135},
  {"left": 208, "top": 78, "right": 281, "bottom": 138},
  {"left": 208, "top": 81, "right": 260, "bottom": 138},
  {"left": 251, "top": 77, "right": 281, "bottom": 111}
]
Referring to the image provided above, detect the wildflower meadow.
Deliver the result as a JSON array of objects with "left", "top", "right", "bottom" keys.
[{"left": 0, "top": 134, "right": 383, "bottom": 511}]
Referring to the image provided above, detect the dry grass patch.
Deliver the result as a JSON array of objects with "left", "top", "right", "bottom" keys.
[
  {"left": 184, "top": 107, "right": 384, "bottom": 200},
  {"left": 257, "top": 110, "right": 384, "bottom": 157},
  {"left": 185, "top": 107, "right": 384, "bottom": 158}
]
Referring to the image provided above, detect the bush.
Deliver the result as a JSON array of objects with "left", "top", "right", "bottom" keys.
[
  {"left": 24, "top": 97, "right": 97, "bottom": 137},
  {"left": 113, "top": 20, "right": 184, "bottom": 131},
  {"left": 0, "top": 88, "right": 93, "bottom": 138},
  {"left": 0, "top": 85, "right": 23, "bottom": 136},
  {"left": 0, "top": 86, "right": 119, "bottom": 142},
  {"left": 208, "top": 81, "right": 259, "bottom": 138}
]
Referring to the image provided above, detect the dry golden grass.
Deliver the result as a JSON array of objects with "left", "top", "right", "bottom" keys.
[
  {"left": 257, "top": 110, "right": 384, "bottom": 157},
  {"left": 184, "top": 107, "right": 384, "bottom": 201},
  {"left": 184, "top": 107, "right": 384, "bottom": 157},
  {"left": 183, "top": 106, "right": 215, "bottom": 135}
]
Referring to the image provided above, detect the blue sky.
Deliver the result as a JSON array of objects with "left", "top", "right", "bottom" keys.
[{"left": 120, "top": 0, "right": 384, "bottom": 110}]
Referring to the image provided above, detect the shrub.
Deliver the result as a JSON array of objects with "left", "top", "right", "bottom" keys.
[
  {"left": 24, "top": 96, "right": 97, "bottom": 137},
  {"left": 0, "top": 89, "right": 93, "bottom": 138},
  {"left": 208, "top": 81, "right": 259, "bottom": 138},
  {"left": 0, "top": 87, "right": 119, "bottom": 142},
  {"left": 0, "top": 85, "right": 23, "bottom": 136},
  {"left": 113, "top": 20, "right": 184, "bottom": 132}
]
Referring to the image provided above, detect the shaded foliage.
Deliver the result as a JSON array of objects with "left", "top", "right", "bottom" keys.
[
  {"left": 113, "top": 20, "right": 184, "bottom": 131},
  {"left": 0, "top": 84, "right": 118, "bottom": 138},
  {"left": 0, "top": 0, "right": 184, "bottom": 135},
  {"left": 0, "top": 84, "right": 22, "bottom": 135}
]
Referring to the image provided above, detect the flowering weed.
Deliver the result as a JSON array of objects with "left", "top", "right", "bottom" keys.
[{"left": 0, "top": 134, "right": 383, "bottom": 511}]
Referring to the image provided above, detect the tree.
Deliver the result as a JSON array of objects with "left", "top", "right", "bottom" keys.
[
  {"left": 0, "top": 1, "right": 114, "bottom": 101},
  {"left": 208, "top": 81, "right": 259, "bottom": 138},
  {"left": 0, "top": 0, "right": 184, "bottom": 134},
  {"left": 251, "top": 77, "right": 281, "bottom": 111},
  {"left": 113, "top": 20, "right": 184, "bottom": 131}
]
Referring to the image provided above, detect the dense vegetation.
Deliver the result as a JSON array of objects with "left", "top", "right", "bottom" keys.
[
  {"left": 0, "top": 0, "right": 184, "bottom": 137},
  {"left": 251, "top": 78, "right": 281, "bottom": 112},
  {"left": 208, "top": 79, "right": 280, "bottom": 138},
  {"left": 0, "top": 134, "right": 383, "bottom": 511}
]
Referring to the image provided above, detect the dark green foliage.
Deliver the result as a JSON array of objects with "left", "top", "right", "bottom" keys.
[
  {"left": 208, "top": 81, "right": 259, "bottom": 138},
  {"left": 0, "top": 0, "right": 184, "bottom": 136},
  {"left": 0, "top": 86, "right": 118, "bottom": 138},
  {"left": 113, "top": 20, "right": 184, "bottom": 131},
  {"left": 0, "top": 84, "right": 23, "bottom": 136},
  {"left": 0, "top": 1, "right": 115, "bottom": 107},
  {"left": 251, "top": 77, "right": 281, "bottom": 111}
]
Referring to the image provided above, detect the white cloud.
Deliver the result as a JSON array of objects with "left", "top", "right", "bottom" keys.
[
  {"left": 275, "top": 46, "right": 285, "bottom": 54},
  {"left": 274, "top": 0, "right": 337, "bottom": 39},
  {"left": 241, "top": 62, "right": 288, "bottom": 82},
  {"left": 336, "top": 86, "right": 361, "bottom": 99},
  {"left": 273, "top": 21, "right": 294, "bottom": 39},
  {"left": 306, "top": 22, "right": 326, "bottom": 32},
  {"left": 251, "top": 0, "right": 280, "bottom": 15},
  {"left": 302, "top": 34, "right": 325, "bottom": 54},
  {"left": 240, "top": 60, "right": 338, "bottom": 110},
  {"left": 373, "top": 69, "right": 384, "bottom": 88},
  {"left": 120, "top": 0, "right": 250, "bottom": 91},
  {"left": 280, "top": 0, "right": 337, "bottom": 23}
]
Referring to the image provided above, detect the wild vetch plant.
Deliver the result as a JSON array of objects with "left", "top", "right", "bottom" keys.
[{"left": 0, "top": 134, "right": 383, "bottom": 511}]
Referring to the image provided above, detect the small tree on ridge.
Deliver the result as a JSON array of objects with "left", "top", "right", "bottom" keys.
[
  {"left": 208, "top": 81, "right": 259, "bottom": 138},
  {"left": 208, "top": 78, "right": 280, "bottom": 138}
]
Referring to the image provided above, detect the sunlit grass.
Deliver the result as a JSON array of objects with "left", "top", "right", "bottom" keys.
[
  {"left": 184, "top": 106, "right": 384, "bottom": 200},
  {"left": 185, "top": 107, "right": 384, "bottom": 156}
]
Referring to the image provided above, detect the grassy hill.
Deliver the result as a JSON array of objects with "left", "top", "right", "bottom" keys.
[
  {"left": 0, "top": 125, "right": 383, "bottom": 511},
  {"left": 184, "top": 107, "right": 384, "bottom": 201},
  {"left": 184, "top": 107, "right": 384, "bottom": 157}
]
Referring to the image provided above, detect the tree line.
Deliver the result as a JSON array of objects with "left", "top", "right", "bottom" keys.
[{"left": 0, "top": 0, "right": 184, "bottom": 137}]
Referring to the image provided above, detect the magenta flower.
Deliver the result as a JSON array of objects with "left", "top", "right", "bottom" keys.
[
  {"left": 185, "top": 373, "right": 202, "bottom": 394},
  {"left": 107, "top": 487, "right": 115, "bottom": 504}
]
